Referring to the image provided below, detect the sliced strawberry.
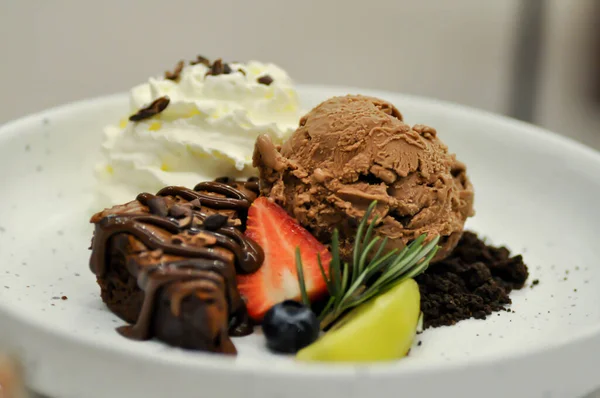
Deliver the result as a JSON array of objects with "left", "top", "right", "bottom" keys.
[{"left": 237, "top": 197, "right": 332, "bottom": 321}]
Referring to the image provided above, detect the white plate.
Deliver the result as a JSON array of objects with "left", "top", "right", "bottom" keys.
[{"left": 1, "top": 85, "right": 599, "bottom": 398}]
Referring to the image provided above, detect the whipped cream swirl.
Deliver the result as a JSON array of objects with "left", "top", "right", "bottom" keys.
[{"left": 96, "top": 59, "right": 302, "bottom": 207}]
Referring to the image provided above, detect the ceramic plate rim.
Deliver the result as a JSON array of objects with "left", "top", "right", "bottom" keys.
[{"left": 1, "top": 84, "right": 600, "bottom": 377}]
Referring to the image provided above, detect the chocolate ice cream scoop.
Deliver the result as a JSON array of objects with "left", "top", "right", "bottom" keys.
[{"left": 254, "top": 95, "right": 474, "bottom": 262}]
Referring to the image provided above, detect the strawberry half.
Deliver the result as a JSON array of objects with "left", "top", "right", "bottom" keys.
[{"left": 237, "top": 197, "right": 332, "bottom": 321}]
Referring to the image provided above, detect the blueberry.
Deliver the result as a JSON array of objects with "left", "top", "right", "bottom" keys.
[{"left": 262, "top": 300, "right": 320, "bottom": 354}]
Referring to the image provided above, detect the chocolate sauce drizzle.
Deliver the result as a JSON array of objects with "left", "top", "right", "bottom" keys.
[{"left": 89, "top": 182, "right": 264, "bottom": 343}]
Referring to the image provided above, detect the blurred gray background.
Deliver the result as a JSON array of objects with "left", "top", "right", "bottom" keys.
[
  {"left": 0, "top": 0, "right": 599, "bottom": 148},
  {"left": 0, "top": 0, "right": 599, "bottom": 397}
]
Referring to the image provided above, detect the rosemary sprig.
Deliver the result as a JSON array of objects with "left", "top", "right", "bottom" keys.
[
  {"left": 295, "top": 248, "right": 311, "bottom": 308},
  {"left": 295, "top": 200, "right": 440, "bottom": 330}
]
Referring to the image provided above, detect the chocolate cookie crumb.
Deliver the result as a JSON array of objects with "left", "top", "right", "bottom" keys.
[
  {"left": 257, "top": 75, "right": 274, "bottom": 86},
  {"left": 190, "top": 55, "right": 210, "bottom": 66},
  {"left": 61, "top": 296, "right": 68, "bottom": 300},
  {"left": 416, "top": 231, "right": 528, "bottom": 329},
  {"left": 165, "top": 60, "right": 185, "bottom": 81},
  {"left": 129, "top": 96, "right": 170, "bottom": 122}
]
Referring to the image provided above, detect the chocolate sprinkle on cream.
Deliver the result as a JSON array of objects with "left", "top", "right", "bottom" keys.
[
  {"left": 190, "top": 55, "right": 210, "bottom": 66},
  {"left": 165, "top": 60, "right": 185, "bottom": 81},
  {"left": 257, "top": 75, "right": 274, "bottom": 86},
  {"left": 206, "top": 58, "right": 233, "bottom": 77},
  {"left": 190, "top": 56, "right": 247, "bottom": 77},
  {"left": 129, "top": 96, "right": 170, "bottom": 122}
]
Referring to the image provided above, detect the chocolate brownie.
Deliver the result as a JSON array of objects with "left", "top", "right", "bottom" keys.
[{"left": 89, "top": 181, "right": 263, "bottom": 354}]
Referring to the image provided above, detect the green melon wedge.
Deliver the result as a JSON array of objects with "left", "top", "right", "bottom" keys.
[{"left": 296, "top": 278, "right": 420, "bottom": 363}]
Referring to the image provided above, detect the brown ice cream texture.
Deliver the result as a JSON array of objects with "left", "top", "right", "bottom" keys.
[{"left": 253, "top": 95, "right": 474, "bottom": 261}]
